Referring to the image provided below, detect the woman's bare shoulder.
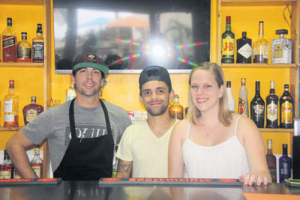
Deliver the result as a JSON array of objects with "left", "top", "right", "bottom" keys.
[
  {"left": 234, "top": 114, "right": 260, "bottom": 136},
  {"left": 172, "top": 119, "right": 190, "bottom": 135}
]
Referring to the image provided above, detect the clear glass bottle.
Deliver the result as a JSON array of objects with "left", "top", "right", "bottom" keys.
[
  {"left": 250, "top": 81, "right": 265, "bottom": 128},
  {"left": 253, "top": 21, "right": 269, "bottom": 63},
  {"left": 221, "top": 16, "right": 235, "bottom": 63},
  {"left": 280, "top": 84, "right": 294, "bottom": 128},
  {"left": 66, "top": 81, "right": 76, "bottom": 102},
  {"left": 226, "top": 81, "right": 235, "bottom": 112},
  {"left": 30, "top": 145, "right": 43, "bottom": 178},
  {"left": 2, "top": 17, "right": 17, "bottom": 62},
  {"left": 279, "top": 144, "right": 292, "bottom": 183},
  {"left": 4, "top": 80, "right": 19, "bottom": 127},
  {"left": 266, "top": 139, "right": 277, "bottom": 183},
  {"left": 271, "top": 29, "right": 292, "bottom": 64},
  {"left": 0, "top": 150, "right": 13, "bottom": 179},
  {"left": 236, "top": 32, "right": 252, "bottom": 63},
  {"left": 22, "top": 96, "right": 44, "bottom": 125},
  {"left": 17, "top": 32, "right": 32, "bottom": 62},
  {"left": 169, "top": 94, "right": 184, "bottom": 120},
  {"left": 266, "top": 81, "right": 278, "bottom": 128},
  {"left": 238, "top": 78, "right": 249, "bottom": 117},
  {"left": 32, "top": 24, "right": 44, "bottom": 63}
]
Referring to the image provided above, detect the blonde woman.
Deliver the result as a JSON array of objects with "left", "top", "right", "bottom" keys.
[{"left": 168, "top": 62, "right": 271, "bottom": 186}]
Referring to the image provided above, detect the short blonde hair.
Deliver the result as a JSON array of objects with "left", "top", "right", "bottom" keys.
[{"left": 186, "top": 62, "right": 232, "bottom": 126}]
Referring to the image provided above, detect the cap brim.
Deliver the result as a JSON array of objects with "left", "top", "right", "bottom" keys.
[{"left": 73, "top": 63, "right": 109, "bottom": 74}]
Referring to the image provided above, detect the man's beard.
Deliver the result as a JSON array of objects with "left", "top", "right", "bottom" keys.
[{"left": 145, "top": 102, "right": 169, "bottom": 116}]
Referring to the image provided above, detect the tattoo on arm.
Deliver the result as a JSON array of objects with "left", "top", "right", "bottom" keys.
[{"left": 117, "top": 163, "right": 132, "bottom": 173}]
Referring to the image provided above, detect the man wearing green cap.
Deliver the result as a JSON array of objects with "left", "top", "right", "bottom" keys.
[{"left": 7, "top": 53, "right": 132, "bottom": 180}]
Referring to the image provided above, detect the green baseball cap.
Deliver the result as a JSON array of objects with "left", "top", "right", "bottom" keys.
[{"left": 72, "top": 53, "right": 109, "bottom": 74}]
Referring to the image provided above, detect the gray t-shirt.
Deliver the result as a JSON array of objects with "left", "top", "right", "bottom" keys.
[{"left": 23, "top": 100, "right": 132, "bottom": 172}]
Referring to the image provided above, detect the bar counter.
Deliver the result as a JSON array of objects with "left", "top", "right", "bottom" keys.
[{"left": 0, "top": 181, "right": 300, "bottom": 200}]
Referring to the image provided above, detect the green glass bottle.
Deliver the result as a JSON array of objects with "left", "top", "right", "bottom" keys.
[{"left": 221, "top": 16, "right": 235, "bottom": 63}]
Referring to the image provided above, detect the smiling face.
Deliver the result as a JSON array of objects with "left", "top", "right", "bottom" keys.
[
  {"left": 71, "top": 67, "right": 104, "bottom": 98},
  {"left": 140, "top": 80, "right": 173, "bottom": 117},
  {"left": 190, "top": 69, "right": 224, "bottom": 114}
]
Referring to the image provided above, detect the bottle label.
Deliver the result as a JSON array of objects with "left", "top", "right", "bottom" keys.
[
  {"left": 32, "top": 42, "right": 44, "bottom": 62},
  {"left": 17, "top": 47, "right": 31, "bottom": 59},
  {"left": 0, "top": 170, "right": 12, "bottom": 179},
  {"left": 238, "top": 43, "right": 252, "bottom": 59},
  {"left": 4, "top": 100, "right": 13, "bottom": 112},
  {"left": 3, "top": 36, "right": 16, "bottom": 62},
  {"left": 267, "top": 103, "right": 278, "bottom": 121},
  {"left": 253, "top": 104, "right": 264, "bottom": 115},
  {"left": 238, "top": 98, "right": 248, "bottom": 116},
  {"left": 281, "top": 162, "right": 290, "bottom": 175},
  {"left": 26, "top": 109, "right": 38, "bottom": 123},
  {"left": 263, "top": 45, "right": 269, "bottom": 59},
  {"left": 222, "top": 36, "right": 234, "bottom": 56},
  {"left": 274, "top": 44, "right": 283, "bottom": 59},
  {"left": 4, "top": 115, "right": 15, "bottom": 122},
  {"left": 32, "top": 164, "right": 42, "bottom": 178},
  {"left": 281, "top": 101, "right": 293, "bottom": 124}
]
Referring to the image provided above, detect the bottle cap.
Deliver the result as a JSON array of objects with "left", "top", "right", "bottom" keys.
[
  {"left": 227, "top": 81, "right": 231, "bottom": 87},
  {"left": 242, "top": 32, "right": 247, "bottom": 37},
  {"left": 276, "top": 29, "right": 288, "bottom": 35},
  {"left": 284, "top": 84, "right": 289, "bottom": 89},
  {"left": 226, "top": 16, "right": 231, "bottom": 23},
  {"left": 270, "top": 81, "right": 275, "bottom": 89},
  {"left": 31, "top": 96, "right": 37, "bottom": 103}
]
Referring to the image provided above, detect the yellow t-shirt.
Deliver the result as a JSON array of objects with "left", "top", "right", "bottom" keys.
[{"left": 116, "top": 120, "right": 178, "bottom": 178}]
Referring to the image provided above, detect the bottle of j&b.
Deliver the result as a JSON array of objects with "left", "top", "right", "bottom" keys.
[
  {"left": 280, "top": 84, "right": 294, "bottom": 128},
  {"left": 30, "top": 145, "right": 43, "bottom": 178},
  {"left": 266, "top": 139, "right": 277, "bottom": 183},
  {"left": 17, "top": 32, "right": 32, "bottom": 62},
  {"left": 169, "top": 94, "right": 184, "bottom": 120},
  {"left": 221, "top": 16, "right": 234, "bottom": 63},
  {"left": 279, "top": 144, "right": 292, "bottom": 183},
  {"left": 227, "top": 81, "right": 235, "bottom": 112},
  {"left": 266, "top": 81, "right": 278, "bottom": 128},
  {"left": 236, "top": 32, "right": 252, "bottom": 63},
  {"left": 4, "top": 80, "right": 19, "bottom": 127},
  {"left": 23, "top": 96, "right": 44, "bottom": 125},
  {"left": 250, "top": 81, "right": 265, "bottom": 128},
  {"left": 238, "top": 78, "right": 249, "bottom": 117},
  {"left": 253, "top": 21, "right": 269, "bottom": 63},
  {"left": 3, "top": 17, "right": 17, "bottom": 62},
  {"left": 32, "top": 24, "right": 44, "bottom": 63}
]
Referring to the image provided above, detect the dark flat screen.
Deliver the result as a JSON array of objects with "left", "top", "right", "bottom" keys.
[{"left": 53, "top": 0, "right": 211, "bottom": 73}]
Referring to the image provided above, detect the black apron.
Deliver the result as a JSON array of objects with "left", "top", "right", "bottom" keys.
[{"left": 53, "top": 99, "right": 114, "bottom": 180}]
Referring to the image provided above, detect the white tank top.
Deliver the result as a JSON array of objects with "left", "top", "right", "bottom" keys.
[{"left": 182, "top": 115, "right": 249, "bottom": 179}]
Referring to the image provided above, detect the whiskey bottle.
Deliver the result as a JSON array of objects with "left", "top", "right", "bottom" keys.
[
  {"left": 4, "top": 80, "right": 19, "bottom": 127},
  {"left": 169, "top": 94, "right": 184, "bottom": 120},
  {"left": 30, "top": 145, "right": 43, "bottom": 178},
  {"left": 227, "top": 81, "right": 235, "bottom": 112},
  {"left": 66, "top": 82, "right": 76, "bottom": 102},
  {"left": 32, "top": 24, "right": 44, "bottom": 63},
  {"left": 266, "top": 139, "right": 277, "bottom": 183},
  {"left": 0, "top": 150, "right": 13, "bottom": 179},
  {"left": 250, "top": 81, "right": 265, "bottom": 128},
  {"left": 17, "top": 32, "right": 32, "bottom": 62},
  {"left": 3, "top": 17, "right": 17, "bottom": 62},
  {"left": 280, "top": 84, "right": 294, "bottom": 128},
  {"left": 0, "top": 154, "right": 3, "bottom": 180},
  {"left": 221, "top": 16, "right": 234, "bottom": 63},
  {"left": 266, "top": 81, "right": 278, "bottom": 128},
  {"left": 272, "top": 29, "right": 292, "bottom": 64},
  {"left": 279, "top": 144, "right": 292, "bottom": 183},
  {"left": 236, "top": 32, "right": 252, "bottom": 63},
  {"left": 253, "top": 21, "right": 269, "bottom": 63},
  {"left": 238, "top": 78, "right": 249, "bottom": 117},
  {"left": 23, "top": 96, "right": 44, "bottom": 125}
]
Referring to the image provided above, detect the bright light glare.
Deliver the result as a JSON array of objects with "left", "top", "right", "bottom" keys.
[{"left": 151, "top": 45, "right": 166, "bottom": 57}]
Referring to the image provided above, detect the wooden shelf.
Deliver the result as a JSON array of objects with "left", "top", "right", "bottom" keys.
[
  {"left": 221, "top": 63, "right": 298, "bottom": 68},
  {"left": 0, "top": 63, "right": 44, "bottom": 68},
  {"left": 221, "top": 0, "right": 297, "bottom": 6},
  {"left": 0, "top": 0, "right": 43, "bottom": 6},
  {"left": 0, "top": 127, "right": 21, "bottom": 132},
  {"left": 259, "top": 128, "right": 294, "bottom": 132}
]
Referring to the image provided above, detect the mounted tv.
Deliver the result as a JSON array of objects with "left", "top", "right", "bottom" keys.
[{"left": 53, "top": 0, "right": 211, "bottom": 74}]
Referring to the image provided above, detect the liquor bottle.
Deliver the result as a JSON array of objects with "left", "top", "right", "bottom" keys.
[
  {"left": 238, "top": 78, "right": 249, "bottom": 117},
  {"left": 0, "top": 154, "right": 3, "bottom": 180},
  {"left": 280, "top": 84, "right": 294, "bottom": 128},
  {"left": 272, "top": 29, "right": 292, "bottom": 64},
  {"left": 279, "top": 144, "right": 292, "bottom": 183},
  {"left": 66, "top": 82, "right": 76, "bottom": 102},
  {"left": 30, "top": 145, "right": 43, "bottom": 178},
  {"left": 22, "top": 96, "right": 44, "bottom": 125},
  {"left": 13, "top": 168, "right": 22, "bottom": 179},
  {"left": 0, "top": 150, "right": 13, "bottom": 179},
  {"left": 250, "top": 81, "right": 265, "bottom": 128},
  {"left": 221, "top": 16, "right": 234, "bottom": 63},
  {"left": 32, "top": 24, "right": 44, "bottom": 63},
  {"left": 236, "top": 32, "right": 252, "bottom": 63},
  {"left": 4, "top": 80, "right": 19, "bottom": 127},
  {"left": 226, "top": 81, "right": 235, "bottom": 112},
  {"left": 3, "top": 17, "right": 17, "bottom": 62},
  {"left": 253, "top": 21, "right": 269, "bottom": 63},
  {"left": 169, "top": 94, "right": 184, "bottom": 120},
  {"left": 266, "top": 139, "right": 277, "bottom": 183},
  {"left": 17, "top": 32, "right": 32, "bottom": 62},
  {"left": 266, "top": 81, "right": 278, "bottom": 128}
]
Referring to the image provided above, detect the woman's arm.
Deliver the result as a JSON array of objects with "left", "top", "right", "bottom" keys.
[
  {"left": 168, "top": 121, "right": 187, "bottom": 178},
  {"left": 238, "top": 117, "right": 271, "bottom": 186}
]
